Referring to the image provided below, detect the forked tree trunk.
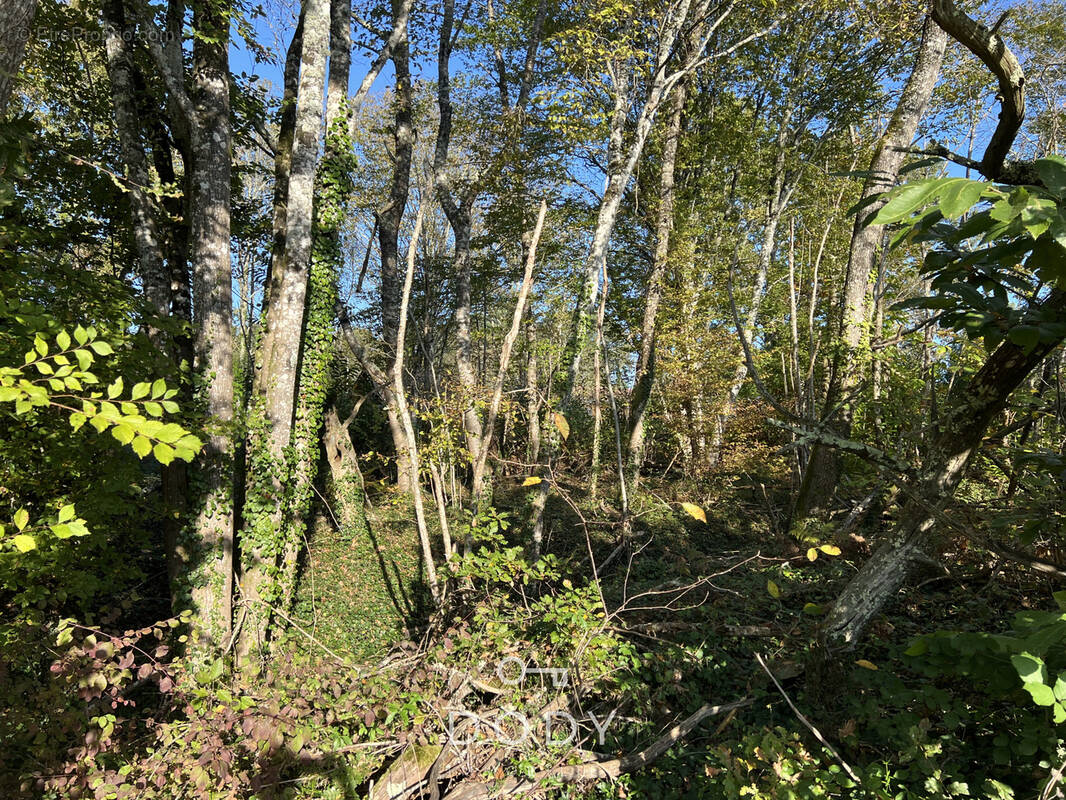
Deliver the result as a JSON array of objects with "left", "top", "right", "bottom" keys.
[
  {"left": 796, "top": 17, "right": 948, "bottom": 518},
  {"left": 823, "top": 292, "right": 1066, "bottom": 647}
]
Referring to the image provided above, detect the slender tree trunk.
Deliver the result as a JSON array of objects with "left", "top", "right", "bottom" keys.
[
  {"left": 240, "top": 0, "right": 329, "bottom": 656},
  {"left": 590, "top": 264, "right": 608, "bottom": 499},
  {"left": 0, "top": 0, "right": 36, "bottom": 116},
  {"left": 796, "top": 17, "right": 948, "bottom": 518},
  {"left": 525, "top": 313, "right": 541, "bottom": 465},
  {"left": 375, "top": 0, "right": 416, "bottom": 491},
  {"left": 823, "top": 292, "right": 1066, "bottom": 647},
  {"left": 625, "top": 78, "right": 686, "bottom": 489}
]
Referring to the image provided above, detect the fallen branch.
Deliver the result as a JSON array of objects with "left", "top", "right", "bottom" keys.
[
  {"left": 754, "top": 653, "right": 860, "bottom": 784},
  {"left": 441, "top": 698, "right": 752, "bottom": 799}
]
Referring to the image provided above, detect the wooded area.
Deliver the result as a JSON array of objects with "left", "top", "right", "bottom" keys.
[{"left": 2, "top": 0, "right": 1066, "bottom": 797}]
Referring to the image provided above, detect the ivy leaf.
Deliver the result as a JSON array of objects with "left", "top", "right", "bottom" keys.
[
  {"left": 681, "top": 502, "right": 706, "bottom": 524},
  {"left": 12, "top": 534, "right": 36, "bottom": 552}
]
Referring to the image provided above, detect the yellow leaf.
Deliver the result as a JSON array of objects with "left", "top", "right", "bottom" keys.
[
  {"left": 12, "top": 534, "right": 36, "bottom": 553},
  {"left": 767, "top": 580, "right": 781, "bottom": 599},
  {"left": 680, "top": 502, "right": 707, "bottom": 524},
  {"left": 806, "top": 548, "right": 818, "bottom": 562},
  {"left": 819, "top": 544, "right": 842, "bottom": 556},
  {"left": 521, "top": 476, "right": 542, "bottom": 486},
  {"left": 553, "top": 412, "right": 570, "bottom": 440},
  {"left": 855, "top": 659, "right": 878, "bottom": 671}
]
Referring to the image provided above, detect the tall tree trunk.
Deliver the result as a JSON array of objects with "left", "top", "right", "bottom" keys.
[
  {"left": 186, "top": 0, "right": 236, "bottom": 650},
  {"left": 240, "top": 0, "right": 330, "bottom": 656},
  {"left": 278, "top": 0, "right": 354, "bottom": 614},
  {"left": 323, "top": 405, "right": 368, "bottom": 537},
  {"left": 795, "top": 17, "right": 948, "bottom": 518},
  {"left": 822, "top": 293, "right": 1066, "bottom": 647},
  {"left": 374, "top": 0, "right": 416, "bottom": 491},
  {"left": 0, "top": 0, "right": 36, "bottom": 116},
  {"left": 625, "top": 77, "right": 686, "bottom": 489},
  {"left": 590, "top": 264, "right": 607, "bottom": 499}
]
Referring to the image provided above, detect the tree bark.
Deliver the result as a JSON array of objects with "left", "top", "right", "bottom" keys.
[
  {"left": 795, "top": 17, "right": 947, "bottom": 518},
  {"left": 0, "top": 0, "right": 36, "bottom": 117}
]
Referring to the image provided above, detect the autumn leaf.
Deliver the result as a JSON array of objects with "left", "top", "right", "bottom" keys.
[
  {"left": 680, "top": 502, "right": 707, "bottom": 524},
  {"left": 806, "top": 548, "right": 818, "bottom": 562},
  {"left": 521, "top": 476, "right": 542, "bottom": 486},
  {"left": 819, "top": 544, "right": 842, "bottom": 556},
  {"left": 553, "top": 412, "right": 570, "bottom": 441},
  {"left": 855, "top": 659, "right": 878, "bottom": 671}
]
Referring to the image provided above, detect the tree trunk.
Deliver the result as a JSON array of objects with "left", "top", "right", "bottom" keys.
[
  {"left": 823, "top": 291, "right": 1066, "bottom": 647},
  {"left": 102, "top": 0, "right": 170, "bottom": 326},
  {"left": 796, "top": 17, "right": 947, "bottom": 518},
  {"left": 186, "top": 0, "right": 236, "bottom": 650},
  {"left": 375, "top": 0, "right": 416, "bottom": 490},
  {"left": 626, "top": 78, "right": 686, "bottom": 489},
  {"left": 525, "top": 312, "right": 541, "bottom": 465},
  {"left": 0, "top": 0, "right": 36, "bottom": 116},
  {"left": 323, "top": 406, "right": 368, "bottom": 536},
  {"left": 240, "top": 0, "right": 330, "bottom": 656}
]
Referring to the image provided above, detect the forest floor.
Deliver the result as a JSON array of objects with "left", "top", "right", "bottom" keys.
[{"left": 286, "top": 469, "right": 1059, "bottom": 799}]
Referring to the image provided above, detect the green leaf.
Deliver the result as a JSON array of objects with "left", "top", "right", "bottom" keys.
[
  {"left": 74, "top": 325, "right": 88, "bottom": 345},
  {"left": 151, "top": 378, "right": 166, "bottom": 398},
  {"left": 56, "top": 330, "right": 71, "bottom": 350},
  {"left": 14, "top": 509, "right": 29, "bottom": 531},
  {"left": 143, "top": 402, "right": 163, "bottom": 418},
  {"left": 131, "top": 382, "right": 150, "bottom": 400},
  {"left": 1007, "top": 325, "right": 1041, "bottom": 352},
  {"left": 1011, "top": 653, "right": 1047, "bottom": 684},
  {"left": 131, "top": 436, "right": 152, "bottom": 458},
  {"left": 107, "top": 378, "right": 123, "bottom": 399},
  {"left": 58, "top": 504, "right": 75, "bottom": 523},
  {"left": 873, "top": 180, "right": 948, "bottom": 225},
  {"left": 111, "top": 424, "right": 135, "bottom": 445},
  {"left": 767, "top": 579, "right": 781, "bottom": 599},
  {"left": 1035, "top": 155, "right": 1066, "bottom": 197},
  {"left": 938, "top": 179, "right": 986, "bottom": 220},
  {"left": 153, "top": 443, "right": 175, "bottom": 465},
  {"left": 89, "top": 341, "right": 114, "bottom": 355},
  {"left": 1024, "top": 681, "right": 1056, "bottom": 706},
  {"left": 12, "top": 534, "right": 36, "bottom": 552}
]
